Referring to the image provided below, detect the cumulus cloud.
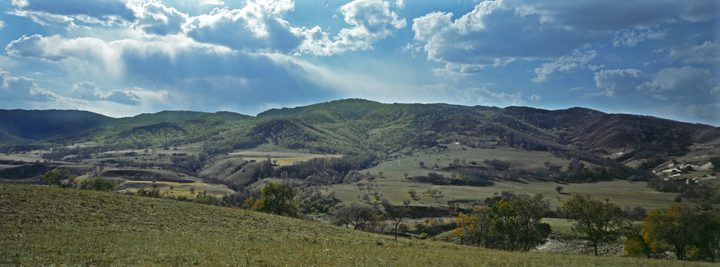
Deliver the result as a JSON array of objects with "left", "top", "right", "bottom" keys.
[
  {"left": 433, "top": 63, "right": 485, "bottom": 79},
  {"left": 0, "top": 20, "right": 5, "bottom": 29},
  {"left": 299, "top": 0, "right": 407, "bottom": 55},
  {"left": 640, "top": 66, "right": 717, "bottom": 99},
  {"left": 10, "top": 0, "right": 136, "bottom": 27},
  {"left": 130, "top": 1, "right": 188, "bottom": 35},
  {"left": 667, "top": 41, "right": 720, "bottom": 64},
  {"left": 0, "top": 68, "right": 57, "bottom": 102},
  {"left": 411, "top": 1, "right": 596, "bottom": 78},
  {"left": 533, "top": 50, "right": 601, "bottom": 82},
  {"left": 594, "top": 69, "right": 647, "bottom": 97},
  {"left": 186, "top": 0, "right": 301, "bottom": 53},
  {"left": 71, "top": 81, "right": 142, "bottom": 105},
  {"left": 412, "top": 0, "right": 718, "bottom": 78}
]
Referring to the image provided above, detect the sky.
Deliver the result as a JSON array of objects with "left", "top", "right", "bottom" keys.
[{"left": 0, "top": 0, "right": 718, "bottom": 125}]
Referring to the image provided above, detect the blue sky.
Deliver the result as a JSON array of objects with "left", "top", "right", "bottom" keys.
[{"left": 0, "top": 0, "right": 718, "bottom": 125}]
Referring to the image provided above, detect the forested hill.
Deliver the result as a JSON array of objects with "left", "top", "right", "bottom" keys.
[{"left": 1, "top": 99, "right": 718, "bottom": 166}]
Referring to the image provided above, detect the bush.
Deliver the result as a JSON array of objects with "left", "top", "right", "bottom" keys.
[
  {"left": 79, "top": 177, "right": 116, "bottom": 192},
  {"left": 43, "top": 169, "right": 76, "bottom": 188},
  {"left": 136, "top": 186, "right": 161, "bottom": 198}
]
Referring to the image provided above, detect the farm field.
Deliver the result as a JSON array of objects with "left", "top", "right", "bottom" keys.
[
  {"left": 1, "top": 183, "right": 705, "bottom": 266},
  {"left": 328, "top": 176, "right": 679, "bottom": 211}
]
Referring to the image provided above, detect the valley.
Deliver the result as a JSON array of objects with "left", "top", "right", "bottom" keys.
[{"left": 1, "top": 99, "right": 719, "bottom": 262}]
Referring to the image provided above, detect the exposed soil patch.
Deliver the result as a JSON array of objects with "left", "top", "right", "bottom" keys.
[{"left": 533, "top": 234, "right": 624, "bottom": 257}]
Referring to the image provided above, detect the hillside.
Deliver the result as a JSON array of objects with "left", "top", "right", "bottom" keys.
[{"left": 0, "top": 183, "right": 704, "bottom": 266}]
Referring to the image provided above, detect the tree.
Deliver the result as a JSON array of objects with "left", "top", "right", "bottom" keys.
[
  {"left": 639, "top": 204, "right": 720, "bottom": 261},
  {"left": 555, "top": 186, "right": 564, "bottom": 194},
  {"left": 331, "top": 203, "right": 374, "bottom": 230},
  {"left": 79, "top": 177, "right": 115, "bottom": 191},
  {"left": 488, "top": 194, "right": 551, "bottom": 251},
  {"left": 454, "top": 207, "right": 492, "bottom": 246},
  {"left": 562, "top": 195, "right": 627, "bottom": 256},
  {"left": 43, "top": 169, "right": 76, "bottom": 188},
  {"left": 253, "top": 182, "right": 299, "bottom": 218},
  {"left": 381, "top": 199, "right": 409, "bottom": 241}
]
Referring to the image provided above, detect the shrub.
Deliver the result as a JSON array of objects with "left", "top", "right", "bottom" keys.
[
  {"left": 43, "top": 169, "right": 76, "bottom": 188},
  {"left": 79, "top": 177, "right": 115, "bottom": 192}
]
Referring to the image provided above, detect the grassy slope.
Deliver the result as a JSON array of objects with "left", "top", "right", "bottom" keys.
[
  {"left": 326, "top": 144, "right": 679, "bottom": 211},
  {"left": 0, "top": 183, "right": 703, "bottom": 266}
]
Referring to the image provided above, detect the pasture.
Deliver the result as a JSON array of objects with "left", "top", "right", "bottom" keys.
[{"left": 1, "top": 183, "right": 704, "bottom": 266}]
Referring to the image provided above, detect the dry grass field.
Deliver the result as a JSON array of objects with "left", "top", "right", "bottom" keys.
[{"left": 1, "top": 183, "right": 707, "bottom": 266}]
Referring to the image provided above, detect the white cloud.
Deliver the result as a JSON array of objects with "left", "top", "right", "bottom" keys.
[
  {"left": 394, "top": 0, "right": 405, "bottom": 8},
  {"left": 0, "top": 68, "right": 57, "bottom": 102},
  {"left": 186, "top": 0, "right": 301, "bottom": 53},
  {"left": 594, "top": 69, "right": 647, "bottom": 97},
  {"left": 72, "top": 81, "right": 142, "bottom": 105},
  {"left": 0, "top": 20, "right": 5, "bottom": 30},
  {"left": 6, "top": 33, "right": 232, "bottom": 78},
  {"left": 412, "top": 0, "right": 597, "bottom": 77},
  {"left": 7, "top": 34, "right": 126, "bottom": 76},
  {"left": 130, "top": 1, "right": 189, "bottom": 35},
  {"left": 10, "top": 0, "right": 136, "bottom": 27},
  {"left": 8, "top": 9, "right": 76, "bottom": 28},
  {"left": 299, "top": 0, "right": 407, "bottom": 56},
  {"left": 667, "top": 41, "right": 720, "bottom": 64},
  {"left": 529, "top": 94, "right": 543, "bottom": 103},
  {"left": 412, "top": 0, "right": 719, "bottom": 79},
  {"left": 613, "top": 28, "right": 666, "bottom": 47},
  {"left": 533, "top": 50, "right": 601, "bottom": 82},
  {"left": 433, "top": 63, "right": 484, "bottom": 79},
  {"left": 461, "top": 86, "right": 528, "bottom": 106},
  {"left": 509, "top": 0, "right": 719, "bottom": 31},
  {"left": 640, "top": 66, "right": 717, "bottom": 99},
  {"left": 685, "top": 103, "right": 720, "bottom": 119}
]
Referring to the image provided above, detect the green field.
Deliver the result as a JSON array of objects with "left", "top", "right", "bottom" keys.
[
  {"left": 328, "top": 171, "right": 679, "bottom": 212},
  {"left": 0, "top": 183, "right": 706, "bottom": 266}
]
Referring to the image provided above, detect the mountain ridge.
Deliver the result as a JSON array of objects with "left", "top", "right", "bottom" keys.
[{"left": 1, "top": 99, "right": 718, "bottom": 168}]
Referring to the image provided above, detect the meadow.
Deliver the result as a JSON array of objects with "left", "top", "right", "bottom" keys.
[
  {"left": 326, "top": 145, "right": 680, "bottom": 213},
  {"left": 0, "top": 183, "right": 706, "bottom": 266}
]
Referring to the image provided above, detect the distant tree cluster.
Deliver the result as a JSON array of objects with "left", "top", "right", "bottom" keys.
[
  {"left": 296, "top": 188, "right": 341, "bottom": 214},
  {"left": 648, "top": 177, "right": 720, "bottom": 204},
  {"left": 411, "top": 172, "right": 494, "bottom": 187},
  {"left": 268, "top": 153, "right": 378, "bottom": 186}
]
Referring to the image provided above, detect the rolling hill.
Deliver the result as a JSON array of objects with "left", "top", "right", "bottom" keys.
[
  {"left": 0, "top": 183, "right": 705, "bottom": 266},
  {"left": 1, "top": 98, "right": 718, "bottom": 187}
]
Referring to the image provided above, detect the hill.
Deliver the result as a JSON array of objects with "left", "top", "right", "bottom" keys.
[
  {"left": 0, "top": 109, "right": 112, "bottom": 141},
  {"left": 0, "top": 183, "right": 704, "bottom": 266}
]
